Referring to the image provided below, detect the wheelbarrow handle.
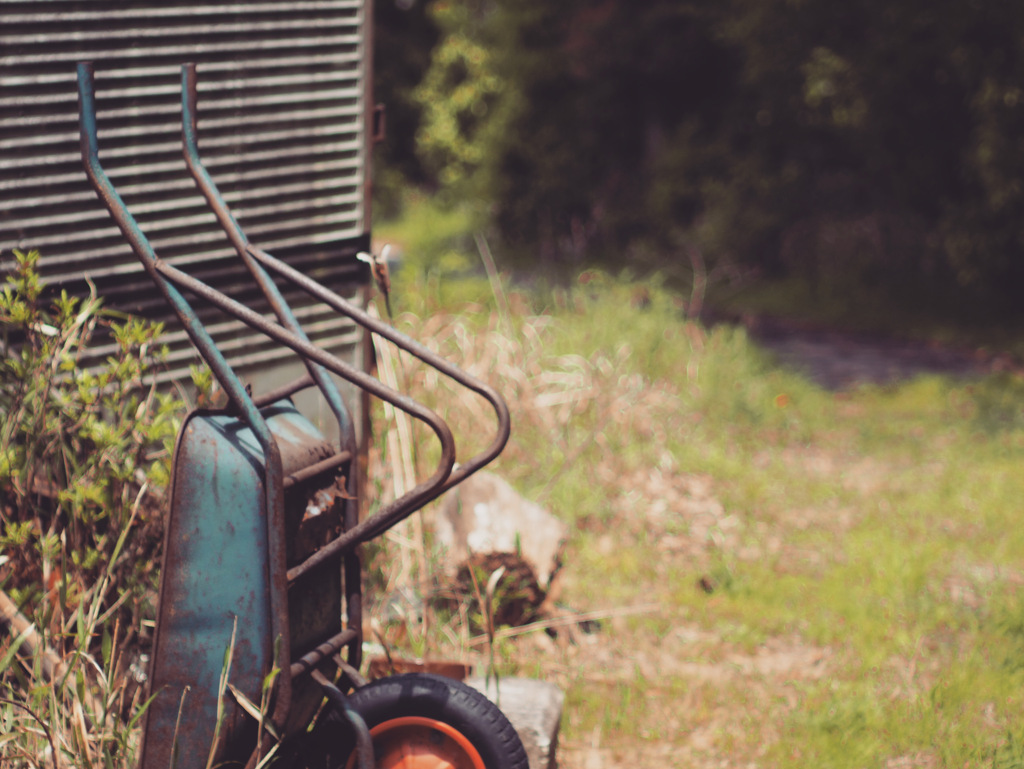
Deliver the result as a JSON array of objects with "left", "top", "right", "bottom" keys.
[
  {"left": 176, "top": 64, "right": 511, "bottom": 580},
  {"left": 76, "top": 59, "right": 298, "bottom": 728},
  {"left": 77, "top": 60, "right": 461, "bottom": 734}
]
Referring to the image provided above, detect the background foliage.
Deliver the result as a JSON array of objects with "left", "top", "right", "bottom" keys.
[{"left": 375, "top": 0, "right": 1024, "bottom": 315}]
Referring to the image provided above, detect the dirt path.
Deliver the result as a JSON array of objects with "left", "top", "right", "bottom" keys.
[
  {"left": 543, "top": 317, "right": 1008, "bottom": 768},
  {"left": 746, "top": 318, "right": 997, "bottom": 390}
]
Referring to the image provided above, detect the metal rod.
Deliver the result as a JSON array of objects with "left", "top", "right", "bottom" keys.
[
  {"left": 311, "top": 670, "right": 375, "bottom": 769},
  {"left": 181, "top": 63, "right": 356, "bottom": 455},
  {"left": 343, "top": 539, "right": 362, "bottom": 671},
  {"left": 251, "top": 372, "right": 315, "bottom": 409},
  {"left": 334, "top": 656, "right": 367, "bottom": 690},
  {"left": 282, "top": 451, "right": 352, "bottom": 491},
  {"left": 248, "top": 243, "right": 512, "bottom": 497},
  {"left": 77, "top": 61, "right": 294, "bottom": 730},
  {"left": 289, "top": 628, "right": 358, "bottom": 679}
]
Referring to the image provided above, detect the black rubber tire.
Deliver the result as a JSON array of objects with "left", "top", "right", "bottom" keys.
[{"left": 304, "top": 673, "right": 530, "bottom": 769}]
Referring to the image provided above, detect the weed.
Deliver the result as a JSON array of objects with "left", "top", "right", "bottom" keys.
[
  {"left": 993, "top": 730, "right": 1024, "bottom": 769},
  {"left": 0, "top": 250, "right": 182, "bottom": 768},
  {"left": 367, "top": 199, "right": 1024, "bottom": 768}
]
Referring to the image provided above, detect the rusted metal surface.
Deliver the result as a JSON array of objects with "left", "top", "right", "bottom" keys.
[
  {"left": 251, "top": 373, "right": 315, "bottom": 409},
  {"left": 78, "top": 59, "right": 512, "bottom": 769},
  {"left": 79, "top": 64, "right": 294, "bottom": 766},
  {"left": 290, "top": 628, "right": 359, "bottom": 679},
  {"left": 146, "top": 410, "right": 274, "bottom": 769},
  {"left": 283, "top": 451, "right": 352, "bottom": 491}
]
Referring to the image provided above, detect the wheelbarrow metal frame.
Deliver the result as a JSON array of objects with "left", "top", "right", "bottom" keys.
[{"left": 76, "top": 61, "right": 511, "bottom": 769}]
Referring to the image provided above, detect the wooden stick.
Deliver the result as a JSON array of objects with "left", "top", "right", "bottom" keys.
[
  {"left": 0, "top": 588, "right": 107, "bottom": 721},
  {"left": 468, "top": 603, "right": 661, "bottom": 645},
  {"left": 0, "top": 588, "right": 62, "bottom": 680}
]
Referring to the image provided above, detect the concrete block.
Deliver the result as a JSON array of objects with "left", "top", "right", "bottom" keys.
[{"left": 466, "top": 676, "right": 564, "bottom": 769}]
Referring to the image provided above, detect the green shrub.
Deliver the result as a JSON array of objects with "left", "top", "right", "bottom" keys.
[
  {"left": 0, "top": 248, "right": 179, "bottom": 618},
  {"left": 0, "top": 249, "right": 183, "bottom": 767}
]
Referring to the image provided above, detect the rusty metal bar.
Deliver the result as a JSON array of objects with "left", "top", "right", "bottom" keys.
[
  {"left": 343, "top": 540, "right": 362, "bottom": 671},
  {"left": 334, "top": 656, "right": 367, "bottom": 690},
  {"left": 251, "top": 372, "right": 315, "bottom": 409},
  {"left": 181, "top": 63, "right": 355, "bottom": 450},
  {"left": 78, "top": 61, "right": 296, "bottom": 731},
  {"left": 283, "top": 451, "right": 352, "bottom": 491},
  {"left": 248, "top": 242, "right": 512, "bottom": 499},
  {"left": 289, "top": 628, "right": 359, "bottom": 679}
]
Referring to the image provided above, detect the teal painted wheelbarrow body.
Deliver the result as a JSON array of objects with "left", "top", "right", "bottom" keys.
[
  {"left": 146, "top": 404, "right": 347, "bottom": 767},
  {"left": 77, "top": 61, "right": 514, "bottom": 769}
]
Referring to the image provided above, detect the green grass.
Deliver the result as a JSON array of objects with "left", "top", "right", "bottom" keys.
[
  {"left": 8, "top": 195, "right": 1024, "bottom": 766},
  {"left": 371, "top": 197, "right": 1024, "bottom": 768}
]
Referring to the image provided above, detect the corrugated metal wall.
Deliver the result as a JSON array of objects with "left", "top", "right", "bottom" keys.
[{"left": 0, "top": 0, "right": 371, "bottom": 388}]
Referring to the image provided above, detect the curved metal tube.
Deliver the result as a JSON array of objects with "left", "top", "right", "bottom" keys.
[
  {"left": 76, "top": 61, "right": 459, "bottom": 733},
  {"left": 180, "top": 64, "right": 353, "bottom": 447},
  {"left": 249, "top": 243, "right": 512, "bottom": 500},
  {"left": 175, "top": 63, "right": 510, "bottom": 581},
  {"left": 76, "top": 60, "right": 296, "bottom": 726}
]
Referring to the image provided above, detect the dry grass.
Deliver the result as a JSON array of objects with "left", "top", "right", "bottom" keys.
[
  {"left": 9, "top": 220, "right": 1024, "bottom": 767},
  {"left": 363, "top": 256, "right": 1024, "bottom": 769}
]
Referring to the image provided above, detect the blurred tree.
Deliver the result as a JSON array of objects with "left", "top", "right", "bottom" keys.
[
  {"left": 721, "top": 0, "right": 1024, "bottom": 304},
  {"left": 480, "top": 0, "right": 737, "bottom": 267},
  {"left": 373, "top": 0, "right": 441, "bottom": 215},
  {"left": 412, "top": 0, "right": 506, "bottom": 199},
  {"left": 386, "top": 0, "right": 1024, "bottom": 308}
]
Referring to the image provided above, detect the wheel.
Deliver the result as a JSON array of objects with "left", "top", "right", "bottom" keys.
[{"left": 302, "top": 673, "right": 529, "bottom": 769}]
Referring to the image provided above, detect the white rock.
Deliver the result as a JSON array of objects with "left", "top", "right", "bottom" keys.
[
  {"left": 436, "top": 471, "right": 566, "bottom": 590},
  {"left": 466, "top": 676, "right": 564, "bottom": 769}
]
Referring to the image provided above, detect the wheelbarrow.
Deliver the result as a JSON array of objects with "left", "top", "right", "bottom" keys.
[{"left": 77, "top": 61, "right": 527, "bottom": 769}]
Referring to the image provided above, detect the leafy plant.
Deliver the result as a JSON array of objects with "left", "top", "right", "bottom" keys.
[
  {"left": 0, "top": 249, "right": 183, "bottom": 767},
  {"left": 370, "top": 200, "right": 1024, "bottom": 767}
]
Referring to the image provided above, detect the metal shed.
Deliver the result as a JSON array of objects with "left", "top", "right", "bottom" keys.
[{"left": 1, "top": 0, "right": 373, "bottom": 432}]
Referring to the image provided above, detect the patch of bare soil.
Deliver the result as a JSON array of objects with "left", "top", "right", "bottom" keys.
[
  {"left": 610, "top": 467, "right": 741, "bottom": 563},
  {"left": 553, "top": 623, "right": 833, "bottom": 769},
  {"left": 746, "top": 318, "right": 1001, "bottom": 391},
  {"left": 534, "top": 460, "right": 848, "bottom": 769}
]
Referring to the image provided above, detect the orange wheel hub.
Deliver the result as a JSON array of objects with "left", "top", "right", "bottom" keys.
[{"left": 348, "top": 716, "right": 487, "bottom": 769}]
